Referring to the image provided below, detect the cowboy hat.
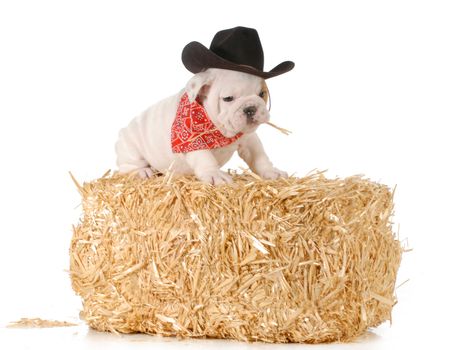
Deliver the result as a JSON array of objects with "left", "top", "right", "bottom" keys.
[{"left": 181, "top": 26, "right": 294, "bottom": 79}]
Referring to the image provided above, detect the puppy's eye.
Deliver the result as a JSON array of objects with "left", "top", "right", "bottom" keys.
[
  {"left": 223, "top": 96, "right": 234, "bottom": 102},
  {"left": 259, "top": 91, "right": 266, "bottom": 99}
]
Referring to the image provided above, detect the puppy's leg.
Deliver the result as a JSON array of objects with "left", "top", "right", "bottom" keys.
[
  {"left": 238, "top": 133, "right": 288, "bottom": 180},
  {"left": 185, "top": 150, "right": 232, "bottom": 185},
  {"left": 115, "top": 131, "right": 154, "bottom": 178}
]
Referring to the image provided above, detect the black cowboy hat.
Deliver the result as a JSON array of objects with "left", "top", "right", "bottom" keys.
[{"left": 182, "top": 26, "right": 294, "bottom": 79}]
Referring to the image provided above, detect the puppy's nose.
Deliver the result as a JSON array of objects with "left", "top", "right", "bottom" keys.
[{"left": 243, "top": 106, "right": 257, "bottom": 119}]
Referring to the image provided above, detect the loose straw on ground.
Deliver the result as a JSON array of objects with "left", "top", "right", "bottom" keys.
[
  {"left": 70, "top": 170, "right": 402, "bottom": 343},
  {"left": 7, "top": 318, "right": 78, "bottom": 328}
]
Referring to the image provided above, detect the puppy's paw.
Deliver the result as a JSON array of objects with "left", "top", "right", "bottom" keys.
[
  {"left": 135, "top": 167, "right": 155, "bottom": 179},
  {"left": 259, "top": 167, "right": 288, "bottom": 180},
  {"left": 197, "top": 170, "right": 233, "bottom": 185}
]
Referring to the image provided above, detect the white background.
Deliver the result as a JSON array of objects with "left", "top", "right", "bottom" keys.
[{"left": 1, "top": 0, "right": 474, "bottom": 349}]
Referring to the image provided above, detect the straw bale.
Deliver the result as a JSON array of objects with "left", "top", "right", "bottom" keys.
[{"left": 69, "top": 171, "right": 402, "bottom": 343}]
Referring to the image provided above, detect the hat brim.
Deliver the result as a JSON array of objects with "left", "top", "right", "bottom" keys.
[{"left": 182, "top": 41, "right": 294, "bottom": 79}]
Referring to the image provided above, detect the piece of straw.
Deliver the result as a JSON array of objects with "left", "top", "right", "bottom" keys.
[
  {"left": 265, "top": 121, "right": 292, "bottom": 135},
  {"left": 7, "top": 318, "right": 78, "bottom": 328}
]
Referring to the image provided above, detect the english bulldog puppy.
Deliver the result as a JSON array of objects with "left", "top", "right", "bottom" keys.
[{"left": 115, "top": 68, "right": 287, "bottom": 185}]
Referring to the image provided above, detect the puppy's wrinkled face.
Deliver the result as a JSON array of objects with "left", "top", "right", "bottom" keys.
[{"left": 185, "top": 68, "right": 269, "bottom": 137}]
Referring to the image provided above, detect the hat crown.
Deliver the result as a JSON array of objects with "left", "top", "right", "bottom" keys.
[{"left": 209, "top": 27, "right": 264, "bottom": 71}]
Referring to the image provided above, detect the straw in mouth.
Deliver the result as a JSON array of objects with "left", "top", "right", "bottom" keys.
[{"left": 265, "top": 121, "right": 292, "bottom": 135}]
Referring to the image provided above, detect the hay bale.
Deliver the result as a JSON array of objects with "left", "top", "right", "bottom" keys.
[{"left": 69, "top": 171, "right": 402, "bottom": 343}]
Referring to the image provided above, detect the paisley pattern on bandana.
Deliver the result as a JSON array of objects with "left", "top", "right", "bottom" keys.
[{"left": 171, "top": 93, "right": 243, "bottom": 153}]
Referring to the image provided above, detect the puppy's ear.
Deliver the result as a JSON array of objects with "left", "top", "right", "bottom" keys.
[
  {"left": 261, "top": 81, "right": 269, "bottom": 104},
  {"left": 185, "top": 70, "right": 213, "bottom": 102},
  {"left": 261, "top": 80, "right": 271, "bottom": 110}
]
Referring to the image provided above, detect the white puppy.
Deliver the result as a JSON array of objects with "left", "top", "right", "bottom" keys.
[{"left": 115, "top": 68, "right": 287, "bottom": 185}]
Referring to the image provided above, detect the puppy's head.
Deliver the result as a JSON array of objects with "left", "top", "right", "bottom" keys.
[{"left": 185, "top": 68, "right": 270, "bottom": 137}]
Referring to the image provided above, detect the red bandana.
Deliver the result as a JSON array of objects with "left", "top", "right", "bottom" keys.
[{"left": 171, "top": 93, "right": 243, "bottom": 153}]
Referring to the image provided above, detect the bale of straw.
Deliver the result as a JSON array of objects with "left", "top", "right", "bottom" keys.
[{"left": 70, "top": 171, "right": 402, "bottom": 343}]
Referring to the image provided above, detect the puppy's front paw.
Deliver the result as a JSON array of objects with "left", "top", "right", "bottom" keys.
[
  {"left": 135, "top": 167, "right": 155, "bottom": 179},
  {"left": 259, "top": 167, "right": 288, "bottom": 180},
  {"left": 197, "top": 170, "right": 233, "bottom": 185}
]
